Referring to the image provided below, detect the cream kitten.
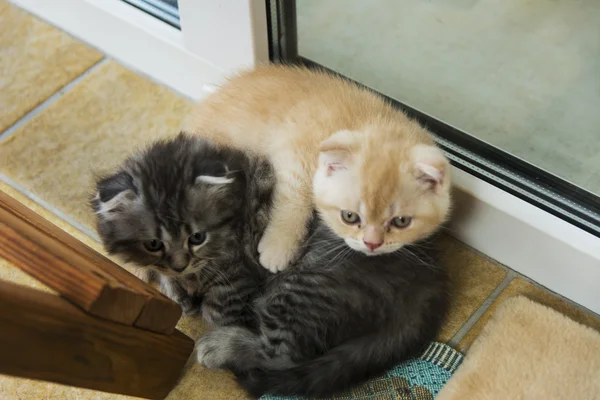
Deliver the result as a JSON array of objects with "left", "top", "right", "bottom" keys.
[{"left": 182, "top": 65, "right": 451, "bottom": 272}]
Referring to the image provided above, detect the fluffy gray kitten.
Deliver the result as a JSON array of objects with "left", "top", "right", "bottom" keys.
[
  {"left": 92, "top": 133, "right": 271, "bottom": 325},
  {"left": 93, "top": 134, "right": 449, "bottom": 398}
]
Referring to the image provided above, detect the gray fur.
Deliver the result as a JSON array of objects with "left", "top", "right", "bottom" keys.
[
  {"left": 198, "top": 222, "right": 448, "bottom": 398},
  {"left": 92, "top": 133, "right": 272, "bottom": 322}
]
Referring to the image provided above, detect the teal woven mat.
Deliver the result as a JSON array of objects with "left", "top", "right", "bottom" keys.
[{"left": 260, "top": 342, "right": 463, "bottom": 400}]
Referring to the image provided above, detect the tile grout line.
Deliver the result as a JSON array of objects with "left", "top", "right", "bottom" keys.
[
  {"left": 0, "top": 57, "right": 108, "bottom": 144},
  {"left": 451, "top": 233, "right": 600, "bottom": 321},
  {"left": 0, "top": 173, "right": 100, "bottom": 242},
  {"left": 448, "top": 270, "right": 516, "bottom": 347}
]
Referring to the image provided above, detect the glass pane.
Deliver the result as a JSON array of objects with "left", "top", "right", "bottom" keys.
[
  {"left": 297, "top": 1, "right": 600, "bottom": 197},
  {"left": 123, "top": 0, "right": 180, "bottom": 29}
]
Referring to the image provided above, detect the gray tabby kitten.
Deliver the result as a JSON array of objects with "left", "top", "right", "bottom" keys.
[
  {"left": 92, "top": 133, "right": 272, "bottom": 325},
  {"left": 198, "top": 222, "right": 448, "bottom": 398}
]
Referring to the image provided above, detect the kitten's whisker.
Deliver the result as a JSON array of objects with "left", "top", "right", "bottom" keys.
[
  {"left": 396, "top": 247, "right": 438, "bottom": 271},
  {"left": 326, "top": 249, "right": 351, "bottom": 271},
  {"left": 299, "top": 238, "right": 337, "bottom": 249},
  {"left": 310, "top": 243, "right": 347, "bottom": 260},
  {"left": 327, "top": 246, "right": 353, "bottom": 269},
  {"left": 309, "top": 242, "right": 349, "bottom": 265}
]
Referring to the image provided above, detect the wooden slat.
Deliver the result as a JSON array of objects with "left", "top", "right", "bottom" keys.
[
  {"left": 0, "top": 213, "right": 146, "bottom": 325},
  {"left": 0, "top": 279, "right": 194, "bottom": 399},
  {"left": 0, "top": 191, "right": 182, "bottom": 333}
]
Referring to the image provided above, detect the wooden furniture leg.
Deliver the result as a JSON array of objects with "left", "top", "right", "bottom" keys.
[{"left": 0, "top": 279, "right": 194, "bottom": 399}]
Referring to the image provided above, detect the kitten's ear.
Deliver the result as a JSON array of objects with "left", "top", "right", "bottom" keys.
[
  {"left": 195, "top": 175, "right": 234, "bottom": 185},
  {"left": 412, "top": 144, "right": 449, "bottom": 189},
  {"left": 318, "top": 130, "right": 360, "bottom": 176},
  {"left": 93, "top": 170, "right": 138, "bottom": 215},
  {"left": 195, "top": 161, "right": 233, "bottom": 185}
]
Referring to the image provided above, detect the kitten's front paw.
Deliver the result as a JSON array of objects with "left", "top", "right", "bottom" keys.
[
  {"left": 196, "top": 331, "right": 231, "bottom": 369},
  {"left": 258, "top": 229, "right": 298, "bottom": 273},
  {"left": 180, "top": 297, "right": 199, "bottom": 316}
]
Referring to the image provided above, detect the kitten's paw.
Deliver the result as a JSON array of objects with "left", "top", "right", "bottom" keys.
[
  {"left": 196, "top": 330, "right": 235, "bottom": 369},
  {"left": 180, "top": 298, "right": 199, "bottom": 316},
  {"left": 258, "top": 229, "right": 298, "bottom": 273}
]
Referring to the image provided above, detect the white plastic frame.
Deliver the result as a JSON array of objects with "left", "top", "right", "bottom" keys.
[{"left": 451, "top": 168, "right": 600, "bottom": 314}]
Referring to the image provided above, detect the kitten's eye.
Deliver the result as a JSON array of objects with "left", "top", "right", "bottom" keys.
[
  {"left": 391, "top": 216, "right": 412, "bottom": 228},
  {"left": 143, "top": 239, "right": 164, "bottom": 252},
  {"left": 340, "top": 210, "right": 361, "bottom": 225},
  {"left": 188, "top": 232, "right": 207, "bottom": 246}
]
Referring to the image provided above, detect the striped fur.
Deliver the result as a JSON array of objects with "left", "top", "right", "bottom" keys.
[
  {"left": 197, "top": 223, "right": 449, "bottom": 397},
  {"left": 92, "top": 133, "right": 271, "bottom": 322}
]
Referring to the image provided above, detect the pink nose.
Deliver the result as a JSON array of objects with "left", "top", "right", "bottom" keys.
[{"left": 364, "top": 241, "right": 383, "bottom": 251}]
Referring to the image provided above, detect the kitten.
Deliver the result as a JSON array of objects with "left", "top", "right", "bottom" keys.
[
  {"left": 182, "top": 65, "right": 451, "bottom": 272},
  {"left": 197, "top": 218, "right": 448, "bottom": 398},
  {"left": 91, "top": 134, "right": 272, "bottom": 323}
]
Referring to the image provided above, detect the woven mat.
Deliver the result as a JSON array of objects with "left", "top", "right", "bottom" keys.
[{"left": 261, "top": 342, "right": 463, "bottom": 400}]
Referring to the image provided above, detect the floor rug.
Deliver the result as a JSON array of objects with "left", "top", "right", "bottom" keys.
[
  {"left": 437, "top": 296, "right": 600, "bottom": 400},
  {"left": 261, "top": 342, "right": 463, "bottom": 400}
]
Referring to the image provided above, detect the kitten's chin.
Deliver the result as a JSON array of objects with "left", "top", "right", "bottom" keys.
[
  {"left": 146, "top": 265, "right": 199, "bottom": 277},
  {"left": 343, "top": 238, "right": 403, "bottom": 256}
]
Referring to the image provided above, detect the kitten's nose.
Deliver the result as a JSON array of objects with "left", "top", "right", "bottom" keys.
[
  {"left": 167, "top": 254, "right": 189, "bottom": 273},
  {"left": 364, "top": 241, "right": 383, "bottom": 251}
]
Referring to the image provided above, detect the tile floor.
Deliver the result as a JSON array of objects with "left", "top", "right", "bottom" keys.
[{"left": 0, "top": 2, "right": 598, "bottom": 399}]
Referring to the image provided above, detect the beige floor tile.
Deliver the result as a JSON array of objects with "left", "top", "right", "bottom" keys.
[
  {"left": 436, "top": 235, "right": 507, "bottom": 342},
  {"left": 0, "top": 1, "right": 103, "bottom": 132},
  {"left": 458, "top": 277, "right": 600, "bottom": 351},
  {"left": 0, "top": 259, "right": 56, "bottom": 295},
  {"left": 0, "top": 61, "right": 193, "bottom": 230},
  {"left": 0, "top": 375, "right": 136, "bottom": 400}
]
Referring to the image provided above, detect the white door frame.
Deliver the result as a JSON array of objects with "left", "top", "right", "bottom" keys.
[
  {"left": 8, "top": 0, "right": 600, "bottom": 314},
  {"left": 178, "top": 0, "right": 269, "bottom": 75}
]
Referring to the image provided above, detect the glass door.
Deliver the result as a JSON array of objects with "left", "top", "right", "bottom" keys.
[{"left": 270, "top": 0, "right": 600, "bottom": 237}]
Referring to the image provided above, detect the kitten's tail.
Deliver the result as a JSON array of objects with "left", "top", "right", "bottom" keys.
[{"left": 234, "top": 333, "right": 423, "bottom": 398}]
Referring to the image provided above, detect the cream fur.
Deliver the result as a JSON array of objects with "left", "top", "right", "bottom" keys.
[
  {"left": 182, "top": 65, "right": 451, "bottom": 271},
  {"left": 437, "top": 296, "right": 600, "bottom": 400}
]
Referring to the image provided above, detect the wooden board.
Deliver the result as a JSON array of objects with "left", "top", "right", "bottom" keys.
[
  {"left": 0, "top": 191, "right": 181, "bottom": 333},
  {"left": 0, "top": 279, "right": 194, "bottom": 399}
]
